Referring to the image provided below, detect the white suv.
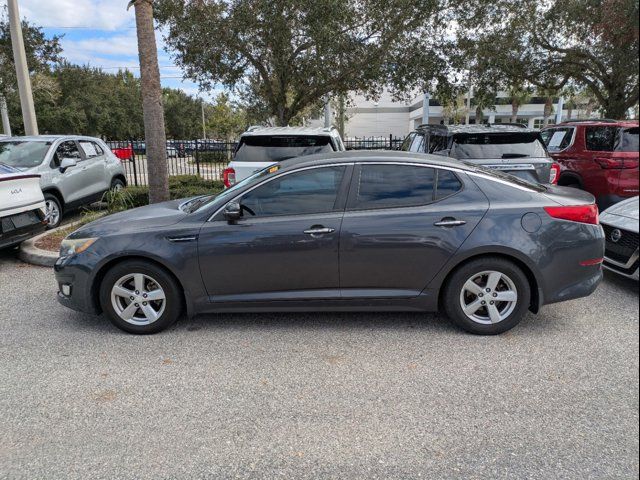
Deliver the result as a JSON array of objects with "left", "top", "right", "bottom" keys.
[
  {"left": 222, "top": 126, "right": 345, "bottom": 187},
  {"left": 0, "top": 135, "right": 127, "bottom": 228}
]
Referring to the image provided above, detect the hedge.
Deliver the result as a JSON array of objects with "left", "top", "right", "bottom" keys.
[{"left": 197, "top": 151, "right": 229, "bottom": 163}]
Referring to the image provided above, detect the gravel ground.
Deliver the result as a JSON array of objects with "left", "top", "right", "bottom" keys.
[{"left": 0, "top": 248, "right": 638, "bottom": 479}]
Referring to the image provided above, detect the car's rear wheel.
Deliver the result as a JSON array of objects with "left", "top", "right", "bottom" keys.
[
  {"left": 443, "top": 257, "right": 531, "bottom": 335},
  {"left": 99, "top": 260, "right": 182, "bottom": 334},
  {"left": 44, "top": 193, "right": 63, "bottom": 229},
  {"left": 110, "top": 178, "right": 126, "bottom": 192}
]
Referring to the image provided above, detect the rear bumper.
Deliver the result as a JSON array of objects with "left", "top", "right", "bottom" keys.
[{"left": 0, "top": 208, "right": 47, "bottom": 249}]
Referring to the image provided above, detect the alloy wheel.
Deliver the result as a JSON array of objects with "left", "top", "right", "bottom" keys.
[
  {"left": 110, "top": 273, "right": 166, "bottom": 325},
  {"left": 45, "top": 200, "right": 60, "bottom": 227},
  {"left": 459, "top": 270, "right": 518, "bottom": 324}
]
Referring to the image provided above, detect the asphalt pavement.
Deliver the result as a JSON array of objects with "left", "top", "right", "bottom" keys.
[{"left": 0, "top": 248, "right": 638, "bottom": 479}]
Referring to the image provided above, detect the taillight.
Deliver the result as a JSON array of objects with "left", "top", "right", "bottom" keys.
[
  {"left": 549, "top": 163, "right": 560, "bottom": 184},
  {"left": 222, "top": 167, "right": 236, "bottom": 188},
  {"left": 543, "top": 204, "right": 599, "bottom": 225},
  {"left": 594, "top": 157, "right": 638, "bottom": 169}
]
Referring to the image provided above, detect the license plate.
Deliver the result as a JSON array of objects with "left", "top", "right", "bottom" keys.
[{"left": 11, "top": 211, "right": 39, "bottom": 229}]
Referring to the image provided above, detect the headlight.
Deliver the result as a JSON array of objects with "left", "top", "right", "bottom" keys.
[{"left": 59, "top": 237, "right": 98, "bottom": 257}]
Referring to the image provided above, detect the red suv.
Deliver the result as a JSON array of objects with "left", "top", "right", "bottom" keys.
[{"left": 541, "top": 120, "right": 639, "bottom": 209}]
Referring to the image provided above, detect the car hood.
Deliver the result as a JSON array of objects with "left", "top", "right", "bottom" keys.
[
  {"left": 600, "top": 196, "right": 639, "bottom": 220},
  {"left": 69, "top": 199, "right": 188, "bottom": 238}
]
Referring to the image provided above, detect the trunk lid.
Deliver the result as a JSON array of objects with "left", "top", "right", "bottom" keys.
[
  {"left": 0, "top": 168, "right": 45, "bottom": 216},
  {"left": 542, "top": 184, "right": 597, "bottom": 206},
  {"left": 468, "top": 157, "right": 552, "bottom": 184}
]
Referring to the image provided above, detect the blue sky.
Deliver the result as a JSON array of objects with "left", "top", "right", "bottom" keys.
[{"left": 4, "top": 0, "right": 221, "bottom": 100}]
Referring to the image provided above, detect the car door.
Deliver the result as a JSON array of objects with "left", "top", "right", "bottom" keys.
[
  {"left": 198, "top": 164, "right": 353, "bottom": 302},
  {"left": 339, "top": 163, "right": 489, "bottom": 298},
  {"left": 77, "top": 140, "right": 110, "bottom": 196},
  {"left": 51, "top": 140, "right": 86, "bottom": 203}
]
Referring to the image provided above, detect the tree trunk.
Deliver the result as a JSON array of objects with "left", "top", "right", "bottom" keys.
[
  {"left": 475, "top": 106, "right": 483, "bottom": 124},
  {"left": 543, "top": 97, "right": 553, "bottom": 126},
  {"left": 337, "top": 95, "right": 346, "bottom": 138},
  {"left": 133, "top": 0, "right": 169, "bottom": 204},
  {"left": 511, "top": 101, "right": 519, "bottom": 123}
]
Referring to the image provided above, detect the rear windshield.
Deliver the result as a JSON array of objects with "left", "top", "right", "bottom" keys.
[
  {"left": 0, "top": 141, "right": 52, "bottom": 168},
  {"left": 460, "top": 160, "right": 547, "bottom": 192},
  {"left": 450, "top": 133, "right": 548, "bottom": 160},
  {"left": 234, "top": 135, "right": 334, "bottom": 162}
]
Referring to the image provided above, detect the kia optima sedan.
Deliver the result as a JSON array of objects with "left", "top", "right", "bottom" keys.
[{"left": 55, "top": 151, "right": 604, "bottom": 335}]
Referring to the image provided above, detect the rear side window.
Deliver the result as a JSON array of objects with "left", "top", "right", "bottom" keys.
[
  {"left": 234, "top": 135, "right": 334, "bottom": 162},
  {"left": 351, "top": 164, "right": 435, "bottom": 210},
  {"left": 615, "top": 128, "right": 639, "bottom": 152},
  {"left": 79, "top": 141, "right": 104, "bottom": 158},
  {"left": 436, "top": 170, "right": 463, "bottom": 199},
  {"left": 585, "top": 126, "right": 616, "bottom": 151},
  {"left": 240, "top": 166, "right": 346, "bottom": 217}
]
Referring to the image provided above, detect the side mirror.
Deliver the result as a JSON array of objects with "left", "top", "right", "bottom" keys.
[
  {"left": 59, "top": 157, "right": 77, "bottom": 172},
  {"left": 223, "top": 201, "right": 242, "bottom": 223}
]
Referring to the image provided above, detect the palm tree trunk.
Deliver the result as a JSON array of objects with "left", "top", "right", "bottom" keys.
[
  {"left": 543, "top": 97, "right": 553, "bottom": 126},
  {"left": 133, "top": 0, "right": 169, "bottom": 203},
  {"left": 511, "top": 101, "right": 519, "bottom": 123}
]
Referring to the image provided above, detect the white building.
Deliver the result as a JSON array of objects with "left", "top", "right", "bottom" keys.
[{"left": 340, "top": 89, "right": 593, "bottom": 138}]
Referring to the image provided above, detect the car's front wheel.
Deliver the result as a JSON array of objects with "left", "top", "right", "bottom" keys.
[
  {"left": 44, "top": 193, "right": 63, "bottom": 229},
  {"left": 99, "top": 260, "right": 183, "bottom": 334},
  {"left": 443, "top": 257, "right": 531, "bottom": 335}
]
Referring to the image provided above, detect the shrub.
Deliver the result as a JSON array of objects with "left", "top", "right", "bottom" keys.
[
  {"left": 116, "top": 175, "right": 225, "bottom": 209},
  {"left": 197, "top": 151, "right": 228, "bottom": 163}
]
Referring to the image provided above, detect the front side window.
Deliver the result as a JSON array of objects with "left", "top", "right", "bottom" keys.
[
  {"left": 585, "top": 126, "right": 617, "bottom": 151},
  {"left": 409, "top": 133, "right": 425, "bottom": 152},
  {"left": 541, "top": 127, "right": 575, "bottom": 152},
  {"left": 400, "top": 133, "right": 416, "bottom": 152},
  {"left": 239, "top": 166, "right": 346, "bottom": 217},
  {"left": 351, "top": 164, "right": 436, "bottom": 210}
]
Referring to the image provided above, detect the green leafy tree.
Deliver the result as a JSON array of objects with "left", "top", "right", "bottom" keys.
[
  {"left": 206, "top": 93, "right": 246, "bottom": 140},
  {"left": 163, "top": 88, "right": 202, "bottom": 139},
  {"left": 155, "top": 0, "right": 448, "bottom": 126}
]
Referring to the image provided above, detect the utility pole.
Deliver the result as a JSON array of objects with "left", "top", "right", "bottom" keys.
[
  {"left": 324, "top": 97, "right": 332, "bottom": 128},
  {"left": 422, "top": 91, "right": 430, "bottom": 125},
  {"left": 0, "top": 97, "right": 11, "bottom": 136},
  {"left": 555, "top": 97, "right": 564, "bottom": 124},
  {"left": 7, "top": 0, "right": 38, "bottom": 135}
]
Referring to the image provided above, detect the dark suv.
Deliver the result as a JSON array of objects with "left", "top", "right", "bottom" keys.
[
  {"left": 541, "top": 120, "right": 639, "bottom": 209},
  {"left": 401, "top": 124, "right": 559, "bottom": 184}
]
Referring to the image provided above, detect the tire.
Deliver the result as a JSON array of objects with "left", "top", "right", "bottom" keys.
[
  {"left": 44, "top": 193, "right": 63, "bottom": 229},
  {"left": 442, "top": 257, "right": 531, "bottom": 335},
  {"left": 110, "top": 178, "right": 126, "bottom": 192},
  {"left": 99, "top": 260, "right": 183, "bottom": 334}
]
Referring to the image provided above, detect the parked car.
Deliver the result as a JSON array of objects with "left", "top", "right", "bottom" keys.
[
  {"left": 0, "top": 163, "right": 47, "bottom": 249},
  {"left": 111, "top": 145, "right": 133, "bottom": 161},
  {"left": 401, "top": 124, "right": 559, "bottom": 184},
  {"left": 222, "top": 126, "right": 346, "bottom": 187},
  {"left": 55, "top": 151, "right": 603, "bottom": 335},
  {"left": 0, "top": 136, "right": 127, "bottom": 228},
  {"left": 599, "top": 196, "right": 639, "bottom": 280},
  {"left": 541, "top": 120, "right": 639, "bottom": 209}
]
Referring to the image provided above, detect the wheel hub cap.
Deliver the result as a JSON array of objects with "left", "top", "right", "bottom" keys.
[
  {"left": 110, "top": 273, "right": 166, "bottom": 325},
  {"left": 459, "top": 270, "right": 518, "bottom": 325}
]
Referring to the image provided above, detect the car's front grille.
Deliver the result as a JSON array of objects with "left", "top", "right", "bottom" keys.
[
  {"left": 604, "top": 259, "right": 639, "bottom": 276},
  {"left": 602, "top": 224, "right": 639, "bottom": 264}
]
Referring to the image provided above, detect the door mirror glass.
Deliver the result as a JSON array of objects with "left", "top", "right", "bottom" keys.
[
  {"left": 59, "top": 157, "right": 77, "bottom": 172},
  {"left": 223, "top": 201, "right": 242, "bottom": 222}
]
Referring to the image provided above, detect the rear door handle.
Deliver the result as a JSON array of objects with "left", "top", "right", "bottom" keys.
[
  {"left": 303, "top": 226, "right": 335, "bottom": 235},
  {"left": 434, "top": 218, "right": 466, "bottom": 227}
]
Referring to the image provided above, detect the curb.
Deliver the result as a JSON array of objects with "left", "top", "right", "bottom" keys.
[{"left": 19, "top": 220, "right": 84, "bottom": 267}]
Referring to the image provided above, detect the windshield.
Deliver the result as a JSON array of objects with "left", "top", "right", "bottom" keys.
[
  {"left": 460, "top": 160, "right": 547, "bottom": 192},
  {"left": 181, "top": 165, "right": 280, "bottom": 213},
  {"left": 0, "top": 141, "right": 52, "bottom": 168},
  {"left": 234, "top": 135, "right": 334, "bottom": 162},
  {"left": 450, "top": 133, "right": 548, "bottom": 160}
]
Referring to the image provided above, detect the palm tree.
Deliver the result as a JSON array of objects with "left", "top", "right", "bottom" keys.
[
  {"left": 473, "top": 88, "right": 496, "bottom": 124},
  {"left": 508, "top": 84, "right": 532, "bottom": 123},
  {"left": 128, "top": 0, "right": 169, "bottom": 203}
]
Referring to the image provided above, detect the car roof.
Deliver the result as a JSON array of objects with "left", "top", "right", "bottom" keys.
[
  {"left": 272, "top": 150, "right": 478, "bottom": 172},
  {"left": 3, "top": 135, "right": 105, "bottom": 142},
  {"left": 553, "top": 120, "right": 639, "bottom": 128},
  {"left": 240, "top": 126, "right": 341, "bottom": 138},
  {"left": 415, "top": 124, "right": 538, "bottom": 135}
]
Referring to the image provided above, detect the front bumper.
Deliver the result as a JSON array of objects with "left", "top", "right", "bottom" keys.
[
  {"left": 54, "top": 255, "right": 101, "bottom": 314},
  {"left": 603, "top": 252, "right": 639, "bottom": 280}
]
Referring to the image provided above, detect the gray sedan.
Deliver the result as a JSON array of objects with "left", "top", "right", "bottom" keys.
[
  {"left": 600, "top": 196, "right": 639, "bottom": 280},
  {"left": 54, "top": 151, "right": 604, "bottom": 335}
]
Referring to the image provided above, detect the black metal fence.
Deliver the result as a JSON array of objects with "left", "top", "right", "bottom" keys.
[{"left": 107, "top": 135, "right": 404, "bottom": 187}]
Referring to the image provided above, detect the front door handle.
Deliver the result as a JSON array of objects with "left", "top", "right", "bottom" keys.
[
  {"left": 303, "top": 226, "right": 335, "bottom": 235},
  {"left": 434, "top": 217, "right": 466, "bottom": 227}
]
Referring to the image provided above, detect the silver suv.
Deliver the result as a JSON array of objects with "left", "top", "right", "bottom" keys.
[
  {"left": 0, "top": 135, "right": 127, "bottom": 228},
  {"left": 223, "top": 126, "right": 346, "bottom": 187}
]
